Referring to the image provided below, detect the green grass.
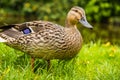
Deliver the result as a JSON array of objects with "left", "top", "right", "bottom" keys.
[{"left": 0, "top": 41, "right": 120, "bottom": 80}]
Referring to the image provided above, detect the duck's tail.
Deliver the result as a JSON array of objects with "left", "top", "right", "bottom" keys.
[
  {"left": 0, "top": 25, "right": 14, "bottom": 32},
  {"left": 0, "top": 25, "right": 15, "bottom": 43}
]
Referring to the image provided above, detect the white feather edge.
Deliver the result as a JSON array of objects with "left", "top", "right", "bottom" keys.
[{"left": 0, "top": 37, "right": 6, "bottom": 42}]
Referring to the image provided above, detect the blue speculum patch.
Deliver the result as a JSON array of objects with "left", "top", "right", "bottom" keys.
[{"left": 22, "top": 28, "right": 31, "bottom": 34}]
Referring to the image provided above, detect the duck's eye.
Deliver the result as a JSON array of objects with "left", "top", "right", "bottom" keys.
[
  {"left": 22, "top": 28, "right": 31, "bottom": 34},
  {"left": 74, "top": 10, "right": 78, "bottom": 12}
]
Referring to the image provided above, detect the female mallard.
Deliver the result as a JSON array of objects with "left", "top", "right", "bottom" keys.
[{"left": 0, "top": 6, "right": 92, "bottom": 68}]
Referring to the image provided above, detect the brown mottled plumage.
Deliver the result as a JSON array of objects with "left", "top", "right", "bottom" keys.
[{"left": 0, "top": 6, "right": 93, "bottom": 69}]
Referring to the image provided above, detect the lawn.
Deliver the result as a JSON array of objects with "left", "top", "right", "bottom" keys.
[{"left": 0, "top": 41, "right": 120, "bottom": 80}]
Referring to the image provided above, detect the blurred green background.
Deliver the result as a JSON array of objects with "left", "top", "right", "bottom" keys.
[{"left": 0, "top": 0, "right": 120, "bottom": 44}]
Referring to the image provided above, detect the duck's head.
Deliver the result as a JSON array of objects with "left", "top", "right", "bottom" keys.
[{"left": 66, "top": 6, "right": 93, "bottom": 28}]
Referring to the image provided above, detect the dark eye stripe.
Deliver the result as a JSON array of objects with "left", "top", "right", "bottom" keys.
[
  {"left": 72, "top": 9, "right": 81, "bottom": 15},
  {"left": 74, "top": 10, "right": 78, "bottom": 12}
]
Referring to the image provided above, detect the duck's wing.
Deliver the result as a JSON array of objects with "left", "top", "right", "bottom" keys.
[
  {"left": 0, "top": 20, "right": 64, "bottom": 55},
  {"left": 0, "top": 21, "right": 62, "bottom": 40}
]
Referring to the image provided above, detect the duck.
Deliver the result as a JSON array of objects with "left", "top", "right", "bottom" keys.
[{"left": 0, "top": 6, "right": 93, "bottom": 69}]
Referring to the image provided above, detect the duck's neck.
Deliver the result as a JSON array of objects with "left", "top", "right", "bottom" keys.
[
  {"left": 65, "top": 20, "right": 79, "bottom": 36},
  {"left": 65, "top": 19, "right": 76, "bottom": 28}
]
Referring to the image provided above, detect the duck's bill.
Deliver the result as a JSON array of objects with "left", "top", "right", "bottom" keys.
[{"left": 79, "top": 17, "right": 93, "bottom": 28}]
